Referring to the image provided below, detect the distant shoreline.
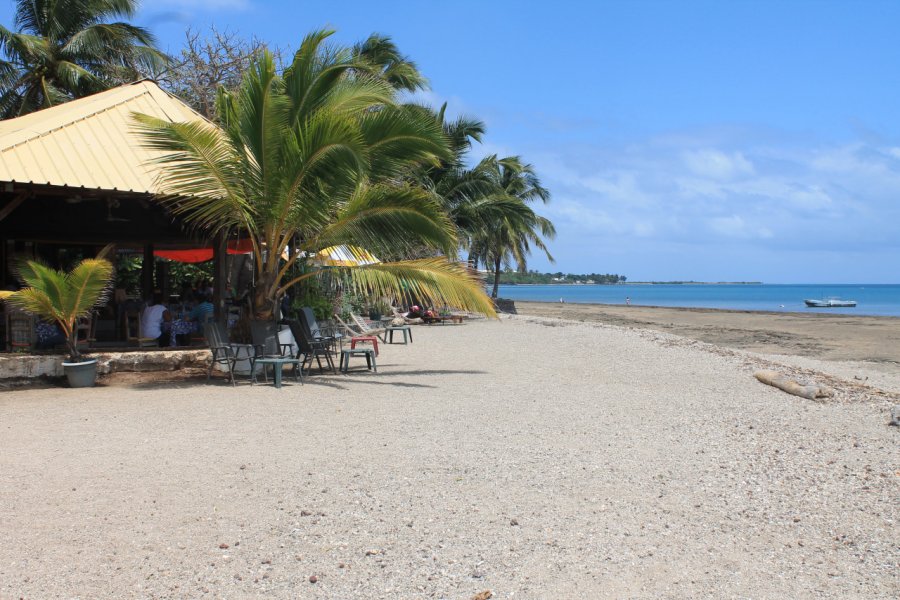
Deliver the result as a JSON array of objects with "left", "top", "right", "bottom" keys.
[
  {"left": 497, "top": 281, "right": 764, "bottom": 286},
  {"left": 513, "top": 299, "right": 900, "bottom": 319}
]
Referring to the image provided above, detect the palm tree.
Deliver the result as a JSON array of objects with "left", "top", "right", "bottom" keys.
[
  {"left": 352, "top": 33, "right": 427, "bottom": 92},
  {"left": 0, "top": 258, "right": 113, "bottom": 361},
  {"left": 0, "top": 0, "right": 167, "bottom": 118},
  {"left": 135, "top": 30, "right": 495, "bottom": 320},
  {"left": 468, "top": 156, "right": 556, "bottom": 299}
]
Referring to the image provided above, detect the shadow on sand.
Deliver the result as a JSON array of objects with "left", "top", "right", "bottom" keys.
[{"left": 108, "top": 367, "right": 487, "bottom": 391}]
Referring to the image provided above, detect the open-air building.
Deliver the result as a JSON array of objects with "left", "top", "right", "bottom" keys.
[{"left": 0, "top": 81, "right": 236, "bottom": 349}]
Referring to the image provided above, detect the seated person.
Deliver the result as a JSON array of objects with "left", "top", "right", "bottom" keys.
[
  {"left": 141, "top": 292, "right": 172, "bottom": 347},
  {"left": 35, "top": 319, "right": 66, "bottom": 350},
  {"left": 188, "top": 293, "right": 214, "bottom": 323}
]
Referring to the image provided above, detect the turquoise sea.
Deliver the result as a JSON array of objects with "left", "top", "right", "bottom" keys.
[{"left": 495, "top": 284, "right": 900, "bottom": 317}]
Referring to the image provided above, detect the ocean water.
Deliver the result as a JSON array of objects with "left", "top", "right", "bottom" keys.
[{"left": 494, "top": 284, "right": 900, "bottom": 317}]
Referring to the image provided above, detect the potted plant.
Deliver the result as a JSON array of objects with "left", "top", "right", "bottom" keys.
[
  {"left": 368, "top": 300, "right": 391, "bottom": 322},
  {"left": 0, "top": 258, "right": 113, "bottom": 387}
]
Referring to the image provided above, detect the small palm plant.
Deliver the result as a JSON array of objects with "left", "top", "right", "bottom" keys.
[{"left": 0, "top": 258, "right": 113, "bottom": 361}]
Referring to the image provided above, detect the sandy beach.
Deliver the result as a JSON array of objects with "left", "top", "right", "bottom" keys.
[
  {"left": 1, "top": 317, "right": 898, "bottom": 598},
  {"left": 517, "top": 301, "right": 900, "bottom": 372}
]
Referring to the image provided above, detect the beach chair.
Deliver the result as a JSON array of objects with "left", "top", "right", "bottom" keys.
[
  {"left": 203, "top": 322, "right": 252, "bottom": 386},
  {"left": 301, "top": 307, "right": 340, "bottom": 350},
  {"left": 350, "top": 312, "right": 388, "bottom": 341},
  {"left": 333, "top": 314, "right": 383, "bottom": 353},
  {"left": 288, "top": 317, "right": 336, "bottom": 375},
  {"left": 249, "top": 321, "right": 300, "bottom": 385}
]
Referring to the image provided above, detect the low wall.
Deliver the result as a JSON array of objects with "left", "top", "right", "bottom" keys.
[{"left": 0, "top": 349, "right": 211, "bottom": 384}]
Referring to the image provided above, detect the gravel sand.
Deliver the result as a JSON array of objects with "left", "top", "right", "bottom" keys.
[{"left": 1, "top": 316, "right": 897, "bottom": 599}]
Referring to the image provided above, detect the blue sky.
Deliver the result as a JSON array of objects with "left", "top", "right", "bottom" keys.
[{"left": 7, "top": 0, "right": 900, "bottom": 282}]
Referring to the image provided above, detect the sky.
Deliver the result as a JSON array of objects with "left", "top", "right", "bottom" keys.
[{"left": 5, "top": 0, "right": 900, "bottom": 282}]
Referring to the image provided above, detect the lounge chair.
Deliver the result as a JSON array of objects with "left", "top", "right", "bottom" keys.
[
  {"left": 350, "top": 312, "right": 388, "bottom": 340},
  {"left": 288, "top": 317, "right": 336, "bottom": 375},
  {"left": 333, "top": 314, "right": 384, "bottom": 352},
  {"left": 301, "top": 307, "right": 340, "bottom": 350}
]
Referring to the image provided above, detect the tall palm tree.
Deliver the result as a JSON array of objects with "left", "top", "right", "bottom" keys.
[
  {"left": 468, "top": 156, "right": 556, "bottom": 299},
  {"left": 352, "top": 33, "right": 427, "bottom": 92},
  {"left": 135, "top": 30, "right": 495, "bottom": 320},
  {"left": 0, "top": 0, "right": 167, "bottom": 118}
]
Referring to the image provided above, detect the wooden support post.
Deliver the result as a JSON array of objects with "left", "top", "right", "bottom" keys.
[
  {"left": 141, "top": 243, "right": 154, "bottom": 300},
  {"left": 157, "top": 260, "right": 169, "bottom": 302},
  {"left": 213, "top": 232, "right": 227, "bottom": 324}
]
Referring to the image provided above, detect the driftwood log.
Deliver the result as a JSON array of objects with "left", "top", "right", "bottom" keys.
[{"left": 754, "top": 370, "right": 834, "bottom": 400}]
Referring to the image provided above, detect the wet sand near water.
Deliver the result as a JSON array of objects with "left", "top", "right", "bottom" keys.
[{"left": 517, "top": 301, "right": 900, "bottom": 372}]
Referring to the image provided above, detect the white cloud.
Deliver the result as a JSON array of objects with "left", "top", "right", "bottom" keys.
[
  {"left": 580, "top": 172, "right": 652, "bottom": 206},
  {"left": 682, "top": 149, "right": 755, "bottom": 180},
  {"left": 522, "top": 131, "right": 900, "bottom": 273},
  {"left": 707, "top": 215, "right": 773, "bottom": 240}
]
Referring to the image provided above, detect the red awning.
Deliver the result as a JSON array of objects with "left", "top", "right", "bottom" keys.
[{"left": 154, "top": 239, "right": 254, "bottom": 263}]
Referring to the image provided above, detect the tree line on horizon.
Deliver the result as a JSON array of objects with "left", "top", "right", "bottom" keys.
[
  {"left": 498, "top": 271, "right": 626, "bottom": 285},
  {"left": 0, "top": 0, "right": 556, "bottom": 318}
]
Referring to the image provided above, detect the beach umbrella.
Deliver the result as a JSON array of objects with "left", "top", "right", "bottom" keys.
[{"left": 311, "top": 245, "right": 381, "bottom": 267}]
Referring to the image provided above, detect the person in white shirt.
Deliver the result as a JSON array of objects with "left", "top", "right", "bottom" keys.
[{"left": 141, "top": 292, "right": 171, "bottom": 346}]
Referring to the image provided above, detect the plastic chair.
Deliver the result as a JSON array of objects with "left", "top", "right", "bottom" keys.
[
  {"left": 288, "top": 318, "right": 335, "bottom": 375},
  {"left": 249, "top": 321, "right": 297, "bottom": 384},
  {"left": 203, "top": 322, "right": 254, "bottom": 386}
]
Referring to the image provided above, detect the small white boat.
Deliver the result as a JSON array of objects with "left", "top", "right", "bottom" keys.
[{"left": 804, "top": 297, "right": 857, "bottom": 308}]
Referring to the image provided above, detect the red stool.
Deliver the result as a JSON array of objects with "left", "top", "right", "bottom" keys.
[{"left": 350, "top": 335, "right": 379, "bottom": 356}]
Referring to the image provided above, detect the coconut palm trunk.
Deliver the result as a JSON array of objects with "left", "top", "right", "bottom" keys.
[{"left": 491, "top": 256, "right": 502, "bottom": 299}]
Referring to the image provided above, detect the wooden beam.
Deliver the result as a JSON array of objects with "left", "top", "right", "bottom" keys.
[{"left": 0, "top": 192, "right": 28, "bottom": 222}]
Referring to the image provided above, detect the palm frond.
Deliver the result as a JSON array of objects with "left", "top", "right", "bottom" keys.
[
  {"left": 360, "top": 105, "right": 450, "bottom": 177},
  {"left": 313, "top": 182, "right": 457, "bottom": 257},
  {"left": 4, "top": 257, "right": 114, "bottom": 358},
  {"left": 132, "top": 113, "right": 254, "bottom": 233},
  {"left": 340, "top": 257, "right": 496, "bottom": 316},
  {"left": 63, "top": 258, "right": 114, "bottom": 318},
  {"left": 352, "top": 33, "right": 428, "bottom": 92}
]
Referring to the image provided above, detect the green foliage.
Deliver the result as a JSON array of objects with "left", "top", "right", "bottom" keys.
[
  {"left": 466, "top": 156, "right": 556, "bottom": 298},
  {"left": 135, "top": 29, "right": 496, "bottom": 320},
  {"left": 290, "top": 278, "right": 334, "bottom": 321},
  {"left": 114, "top": 255, "right": 141, "bottom": 294},
  {"left": 168, "top": 261, "right": 213, "bottom": 290},
  {"left": 0, "top": 0, "right": 168, "bottom": 118},
  {"left": 1, "top": 258, "right": 113, "bottom": 360},
  {"left": 331, "top": 282, "right": 366, "bottom": 320},
  {"left": 499, "top": 271, "right": 626, "bottom": 285}
]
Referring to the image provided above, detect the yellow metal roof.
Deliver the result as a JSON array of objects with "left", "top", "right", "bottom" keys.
[{"left": 0, "top": 81, "right": 207, "bottom": 194}]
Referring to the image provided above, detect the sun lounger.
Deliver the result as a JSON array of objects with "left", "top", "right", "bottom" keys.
[{"left": 350, "top": 313, "right": 388, "bottom": 341}]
